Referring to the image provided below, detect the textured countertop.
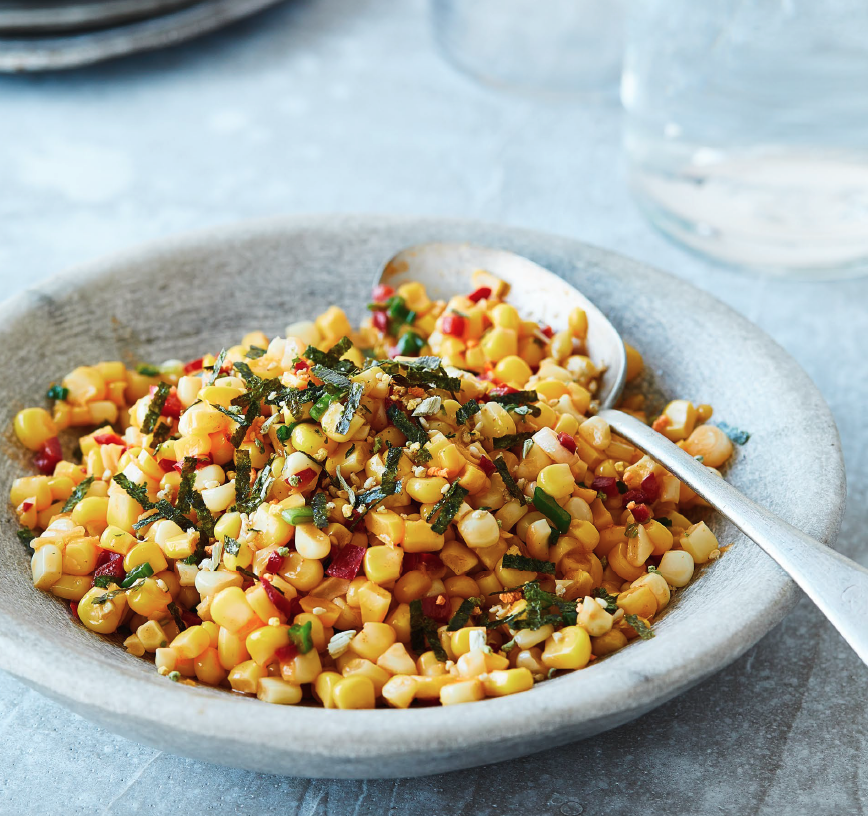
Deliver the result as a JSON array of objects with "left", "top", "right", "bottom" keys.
[{"left": 0, "top": 1, "right": 865, "bottom": 813}]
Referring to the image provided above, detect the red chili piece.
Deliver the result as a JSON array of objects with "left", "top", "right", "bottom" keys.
[
  {"left": 468, "top": 287, "right": 492, "bottom": 303},
  {"left": 69, "top": 602, "right": 79, "bottom": 618},
  {"left": 261, "top": 576, "right": 302, "bottom": 618},
  {"left": 479, "top": 457, "right": 496, "bottom": 477},
  {"left": 172, "top": 457, "right": 212, "bottom": 473},
  {"left": 640, "top": 473, "right": 660, "bottom": 503},
  {"left": 274, "top": 643, "right": 299, "bottom": 663},
  {"left": 291, "top": 468, "right": 316, "bottom": 487},
  {"left": 631, "top": 503, "right": 652, "bottom": 524},
  {"left": 403, "top": 553, "right": 444, "bottom": 574},
  {"left": 293, "top": 359, "right": 310, "bottom": 373},
  {"left": 158, "top": 459, "right": 177, "bottom": 472},
  {"left": 93, "top": 551, "right": 125, "bottom": 586},
  {"left": 183, "top": 357, "right": 204, "bottom": 374},
  {"left": 21, "top": 500, "right": 34, "bottom": 512},
  {"left": 326, "top": 544, "right": 366, "bottom": 580},
  {"left": 93, "top": 432, "right": 126, "bottom": 447},
  {"left": 421, "top": 594, "right": 451, "bottom": 623},
  {"left": 34, "top": 437, "right": 62, "bottom": 475},
  {"left": 489, "top": 384, "right": 518, "bottom": 398},
  {"left": 557, "top": 433, "right": 577, "bottom": 454},
  {"left": 180, "top": 610, "right": 203, "bottom": 628},
  {"left": 372, "top": 284, "right": 395, "bottom": 303},
  {"left": 590, "top": 475, "right": 618, "bottom": 498},
  {"left": 621, "top": 488, "right": 646, "bottom": 505},
  {"left": 372, "top": 310, "right": 389, "bottom": 333},
  {"left": 441, "top": 314, "right": 466, "bottom": 337},
  {"left": 540, "top": 325, "right": 554, "bottom": 339},
  {"left": 265, "top": 550, "right": 285, "bottom": 574}
]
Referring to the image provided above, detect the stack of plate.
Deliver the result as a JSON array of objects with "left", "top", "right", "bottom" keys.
[{"left": 0, "top": 0, "right": 287, "bottom": 71}]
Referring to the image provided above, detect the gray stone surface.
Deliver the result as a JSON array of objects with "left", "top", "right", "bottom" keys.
[{"left": 0, "top": 0, "right": 864, "bottom": 813}]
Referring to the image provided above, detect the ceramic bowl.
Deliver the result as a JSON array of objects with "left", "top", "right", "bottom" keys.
[{"left": 0, "top": 216, "right": 845, "bottom": 778}]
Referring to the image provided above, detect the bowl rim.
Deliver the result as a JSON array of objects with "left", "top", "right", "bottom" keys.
[{"left": 0, "top": 214, "right": 847, "bottom": 778}]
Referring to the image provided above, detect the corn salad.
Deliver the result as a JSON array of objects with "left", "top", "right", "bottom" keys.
[{"left": 11, "top": 271, "right": 734, "bottom": 709}]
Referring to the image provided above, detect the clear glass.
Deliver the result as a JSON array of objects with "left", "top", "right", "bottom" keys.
[
  {"left": 623, "top": 0, "right": 868, "bottom": 278},
  {"left": 431, "top": 0, "right": 623, "bottom": 99}
]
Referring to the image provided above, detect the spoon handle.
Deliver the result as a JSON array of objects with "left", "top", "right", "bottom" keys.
[{"left": 599, "top": 408, "right": 867, "bottom": 665}]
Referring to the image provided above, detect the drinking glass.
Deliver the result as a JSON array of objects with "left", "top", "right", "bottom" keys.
[
  {"left": 622, "top": 0, "right": 868, "bottom": 278},
  {"left": 431, "top": 0, "right": 623, "bottom": 99}
]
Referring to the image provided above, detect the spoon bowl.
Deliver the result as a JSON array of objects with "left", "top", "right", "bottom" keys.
[
  {"left": 380, "top": 242, "right": 627, "bottom": 408},
  {"left": 376, "top": 240, "right": 868, "bottom": 668}
]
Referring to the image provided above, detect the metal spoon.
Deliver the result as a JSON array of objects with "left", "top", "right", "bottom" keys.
[{"left": 377, "top": 242, "right": 868, "bottom": 664}]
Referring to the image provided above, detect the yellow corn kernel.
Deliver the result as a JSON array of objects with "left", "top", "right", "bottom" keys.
[
  {"left": 363, "top": 545, "right": 403, "bottom": 585},
  {"left": 541, "top": 625, "right": 591, "bottom": 670},
  {"left": 381, "top": 675, "right": 418, "bottom": 709},
  {"left": 315, "top": 306, "right": 353, "bottom": 342},
  {"left": 592, "top": 629, "right": 628, "bottom": 657},
  {"left": 402, "top": 519, "right": 445, "bottom": 553},
  {"left": 89, "top": 401, "right": 119, "bottom": 426},
  {"left": 106, "top": 492, "right": 144, "bottom": 534},
  {"left": 658, "top": 550, "right": 694, "bottom": 587},
  {"left": 608, "top": 540, "right": 646, "bottom": 582},
  {"left": 320, "top": 401, "right": 366, "bottom": 443},
  {"left": 294, "top": 523, "right": 331, "bottom": 560},
  {"left": 217, "top": 627, "right": 250, "bottom": 670},
  {"left": 123, "top": 541, "right": 169, "bottom": 575},
  {"left": 163, "top": 532, "right": 198, "bottom": 561},
  {"left": 228, "top": 660, "right": 267, "bottom": 694},
  {"left": 257, "top": 677, "right": 302, "bottom": 705},
  {"left": 124, "top": 634, "right": 146, "bottom": 657},
  {"left": 127, "top": 577, "right": 172, "bottom": 617},
  {"left": 13, "top": 408, "right": 57, "bottom": 451},
  {"left": 358, "top": 582, "right": 392, "bottom": 623},
  {"left": 534, "top": 378, "right": 569, "bottom": 400},
  {"left": 211, "top": 586, "right": 259, "bottom": 633},
  {"left": 10, "top": 476, "right": 52, "bottom": 509},
  {"left": 414, "top": 674, "right": 457, "bottom": 700},
  {"left": 214, "top": 511, "right": 242, "bottom": 544},
  {"left": 436, "top": 443, "right": 465, "bottom": 477},
  {"left": 61, "top": 536, "right": 100, "bottom": 575},
  {"left": 376, "top": 642, "right": 417, "bottom": 676},
  {"left": 77, "top": 586, "right": 127, "bottom": 634},
  {"left": 680, "top": 521, "right": 720, "bottom": 564},
  {"left": 392, "top": 569, "right": 433, "bottom": 604},
  {"left": 31, "top": 544, "right": 62, "bottom": 589},
  {"left": 481, "top": 327, "right": 518, "bottom": 363},
  {"left": 624, "top": 343, "right": 643, "bottom": 381},
  {"left": 657, "top": 399, "right": 697, "bottom": 442},
  {"left": 405, "top": 476, "right": 449, "bottom": 505},
  {"left": 46, "top": 476, "right": 76, "bottom": 507},
  {"left": 350, "top": 622, "right": 397, "bottom": 662},
  {"left": 455, "top": 463, "right": 486, "bottom": 495},
  {"left": 280, "top": 648, "right": 323, "bottom": 685},
  {"left": 450, "top": 627, "right": 487, "bottom": 658},
  {"left": 172, "top": 625, "right": 212, "bottom": 659},
  {"left": 63, "top": 366, "right": 106, "bottom": 405},
  {"left": 137, "top": 620, "right": 169, "bottom": 652},
  {"left": 416, "top": 650, "right": 447, "bottom": 677},
  {"left": 279, "top": 552, "right": 324, "bottom": 592},
  {"left": 536, "top": 463, "right": 575, "bottom": 500},
  {"left": 313, "top": 671, "right": 344, "bottom": 708},
  {"left": 457, "top": 510, "right": 500, "bottom": 550},
  {"left": 578, "top": 416, "right": 612, "bottom": 451},
  {"left": 683, "top": 424, "right": 733, "bottom": 469},
  {"left": 550, "top": 331, "right": 574, "bottom": 362},
  {"left": 481, "top": 667, "right": 534, "bottom": 697},
  {"left": 440, "top": 678, "right": 485, "bottom": 706},
  {"left": 70, "top": 496, "right": 109, "bottom": 529},
  {"left": 194, "top": 569, "right": 244, "bottom": 599},
  {"left": 385, "top": 603, "right": 411, "bottom": 645},
  {"left": 493, "top": 355, "right": 532, "bottom": 386},
  {"left": 50, "top": 574, "right": 91, "bottom": 601},
  {"left": 194, "top": 647, "right": 228, "bottom": 685},
  {"left": 568, "top": 307, "right": 589, "bottom": 339},
  {"left": 332, "top": 674, "right": 376, "bottom": 709},
  {"left": 364, "top": 509, "right": 405, "bottom": 546},
  {"left": 439, "top": 540, "right": 479, "bottom": 576},
  {"left": 246, "top": 625, "right": 290, "bottom": 666}
]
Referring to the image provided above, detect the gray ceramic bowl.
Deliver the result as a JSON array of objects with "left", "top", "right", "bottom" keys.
[{"left": 0, "top": 216, "right": 845, "bottom": 778}]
